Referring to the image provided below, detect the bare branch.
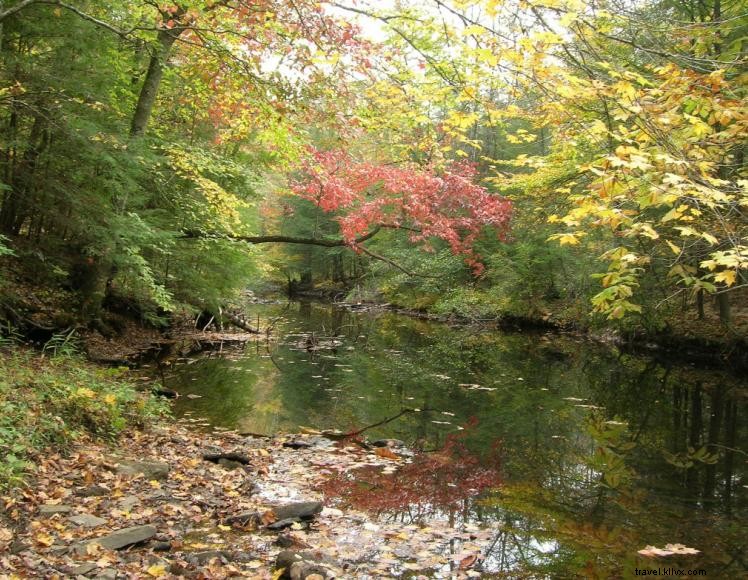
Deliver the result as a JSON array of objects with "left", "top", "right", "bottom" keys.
[
  {"left": 181, "top": 225, "right": 383, "bottom": 247},
  {"left": 356, "top": 244, "right": 438, "bottom": 278}
]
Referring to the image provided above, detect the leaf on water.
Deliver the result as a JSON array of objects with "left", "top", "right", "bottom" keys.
[
  {"left": 664, "top": 543, "right": 701, "bottom": 555},
  {"left": 459, "top": 553, "right": 479, "bottom": 569},
  {"left": 374, "top": 448, "right": 399, "bottom": 460},
  {"left": 638, "top": 544, "right": 701, "bottom": 558}
]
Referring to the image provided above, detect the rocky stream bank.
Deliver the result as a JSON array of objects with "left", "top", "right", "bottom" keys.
[{"left": 0, "top": 422, "right": 494, "bottom": 579}]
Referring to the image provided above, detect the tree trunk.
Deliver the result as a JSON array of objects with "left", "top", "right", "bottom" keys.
[
  {"left": 129, "top": 25, "right": 183, "bottom": 137},
  {"left": 0, "top": 111, "right": 49, "bottom": 235},
  {"left": 717, "top": 292, "right": 731, "bottom": 328}
]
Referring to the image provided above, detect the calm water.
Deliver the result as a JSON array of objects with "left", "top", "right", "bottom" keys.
[{"left": 156, "top": 301, "right": 746, "bottom": 578}]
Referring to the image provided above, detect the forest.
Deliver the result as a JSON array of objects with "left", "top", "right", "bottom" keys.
[{"left": 0, "top": 0, "right": 746, "bottom": 578}]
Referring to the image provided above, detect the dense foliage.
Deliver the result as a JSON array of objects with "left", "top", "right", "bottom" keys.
[{"left": 0, "top": 0, "right": 745, "bottom": 337}]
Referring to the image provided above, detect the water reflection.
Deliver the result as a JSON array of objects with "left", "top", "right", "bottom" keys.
[{"left": 160, "top": 301, "right": 746, "bottom": 577}]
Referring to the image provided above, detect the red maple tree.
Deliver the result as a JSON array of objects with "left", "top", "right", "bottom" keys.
[{"left": 291, "top": 148, "right": 513, "bottom": 274}]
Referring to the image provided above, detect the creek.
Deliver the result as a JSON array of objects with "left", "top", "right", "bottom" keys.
[{"left": 152, "top": 300, "right": 746, "bottom": 577}]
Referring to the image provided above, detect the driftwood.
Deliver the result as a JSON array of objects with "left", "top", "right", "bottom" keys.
[{"left": 223, "top": 310, "right": 261, "bottom": 334}]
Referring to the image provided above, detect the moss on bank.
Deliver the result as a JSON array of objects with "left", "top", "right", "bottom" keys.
[{"left": 0, "top": 347, "right": 166, "bottom": 489}]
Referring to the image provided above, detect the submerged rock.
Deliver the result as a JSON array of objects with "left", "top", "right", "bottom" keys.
[{"left": 69, "top": 513, "right": 107, "bottom": 528}]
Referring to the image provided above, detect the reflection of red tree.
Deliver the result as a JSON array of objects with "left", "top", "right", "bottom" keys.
[{"left": 322, "top": 431, "right": 501, "bottom": 517}]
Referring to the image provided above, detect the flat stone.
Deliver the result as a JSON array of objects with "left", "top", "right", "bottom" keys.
[
  {"left": 189, "top": 550, "right": 232, "bottom": 564},
  {"left": 115, "top": 460, "right": 169, "bottom": 480},
  {"left": 84, "top": 525, "right": 157, "bottom": 551},
  {"left": 94, "top": 570, "right": 117, "bottom": 580},
  {"left": 118, "top": 495, "right": 139, "bottom": 511},
  {"left": 71, "top": 563, "right": 97, "bottom": 575},
  {"left": 39, "top": 504, "right": 73, "bottom": 516},
  {"left": 69, "top": 514, "right": 107, "bottom": 528},
  {"left": 271, "top": 501, "right": 323, "bottom": 522}
]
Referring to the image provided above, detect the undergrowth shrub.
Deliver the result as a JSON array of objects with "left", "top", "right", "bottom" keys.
[{"left": 0, "top": 348, "right": 166, "bottom": 489}]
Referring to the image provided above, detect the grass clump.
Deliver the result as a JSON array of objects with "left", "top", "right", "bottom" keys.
[{"left": 0, "top": 347, "right": 166, "bottom": 489}]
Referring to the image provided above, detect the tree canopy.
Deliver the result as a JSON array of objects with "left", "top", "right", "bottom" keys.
[{"left": 0, "top": 0, "right": 745, "bottom": 333}]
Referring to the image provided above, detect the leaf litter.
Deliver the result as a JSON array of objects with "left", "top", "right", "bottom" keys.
[{"left": 1, "top": 422, "right": 504, "bottom": 578}]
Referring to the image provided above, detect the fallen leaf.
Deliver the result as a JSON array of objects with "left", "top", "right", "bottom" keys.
[
  {"left": 146, "top": 564, "right": 167, "bottom": 577},
  {"left": 459, "top": 553, "right": 479, "bottom": 569},
  {"left": 260, "top": 509, "right": 277, "bottom": 525},
  {"left": 375, "top": 448, "right": 399, "bottom": 460},
  {"left": 34, "top": 533, "right": 54, "bottom": 547}
]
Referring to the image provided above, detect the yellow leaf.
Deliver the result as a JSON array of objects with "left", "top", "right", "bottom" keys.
[
  {"left": 666, "top": 241, "right": 680, "bottom": 255},
  {"left": 35, "top": 532, "right": 55, "bottom": 547},
  {"left": 701, "top": 232, "right": 718, "bottom": 245},
  {"left": 714, "top": 270, "right": 736, "bottom": 286},
  {"left": 558, "top": 234, "right": 581, "bottom": 246},
  {"left": 660, "top": 208, "right": 682, "bottom": 223},
  {"left": 146, "top": 564, "right": 167, "bottom": 577}
]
